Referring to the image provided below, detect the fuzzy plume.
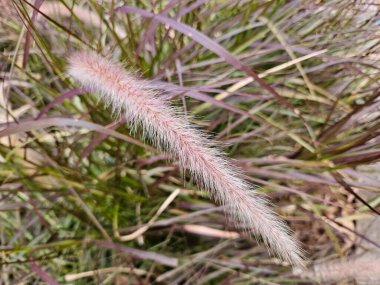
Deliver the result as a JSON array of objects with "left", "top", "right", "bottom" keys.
[
  {"left": 67, "top": 51, "right": 304, "bottom": 266},
  {"left": 297, "top": 256, "right": 380, "bottom": 284}
]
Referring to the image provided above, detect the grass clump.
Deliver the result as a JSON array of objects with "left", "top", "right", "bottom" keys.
[{"left": 1, "top": 0, "right": 380, "bottom": 284}]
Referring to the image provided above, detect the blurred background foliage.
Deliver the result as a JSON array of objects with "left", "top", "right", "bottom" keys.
[{"left": 1, "top": 0, "right": 380, "bottom": 284}]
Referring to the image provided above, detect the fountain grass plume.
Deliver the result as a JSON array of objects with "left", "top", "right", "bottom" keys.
[
  {"left": 67, "top": 51, "right": 305, "bottom": 267},
  {"left": 297, "top": 256, "right": 380, "bottom": 283}
]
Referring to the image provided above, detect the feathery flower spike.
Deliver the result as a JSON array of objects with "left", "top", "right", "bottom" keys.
[
  {"left": 296, "top": 256, "right": 380, "bottom": 283},
  {"left": 67, "top": 51, "right": 304, "bottom": 266}
]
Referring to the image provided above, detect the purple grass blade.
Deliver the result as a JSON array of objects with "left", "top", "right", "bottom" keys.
[
  {"left": 36, "top": 87, "right": 89, "bottom": 119},
  {"left": 0, "top": 117, "right": 152, "bottom": 150},
  {"left": 23, "top": 0, "right": 45, "bottom": 68},
  {"left": 29, "top": 259, "right": 60, "bottom": 285},
  {"left": 92, "top": 240, "right": 178, "bottom": 267}
]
